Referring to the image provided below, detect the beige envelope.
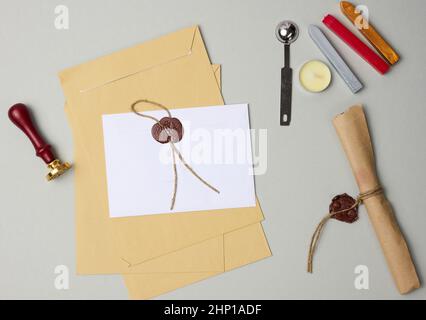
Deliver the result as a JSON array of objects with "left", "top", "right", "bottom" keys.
[
  {"left": 124, "top": 223, "right": 271, "bottom": 299},
  {"left": 65, "top": 63, "right": 270, "bottom": 298},
  {"left": 126, "top": 66, "right": 270, "bottom": 299},
  {"left": 60, "top": 26, "right": 271, "bottom": 287}
]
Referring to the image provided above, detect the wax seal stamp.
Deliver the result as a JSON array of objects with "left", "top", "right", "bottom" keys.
[
  {"left": 8, "top": 103, "right": 71, "bottom": 181},
  {"left": 329, "top": 193, "right": 359, "bottom": 223}
]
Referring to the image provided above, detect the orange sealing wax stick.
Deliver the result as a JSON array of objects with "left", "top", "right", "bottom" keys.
[{"left": 340, "top": 1, "right": 399, "bottom": 65}]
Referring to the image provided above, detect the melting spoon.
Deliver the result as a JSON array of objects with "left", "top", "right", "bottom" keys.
[{"left": 276, "top": 20, "right": 299, "bottom": 126}]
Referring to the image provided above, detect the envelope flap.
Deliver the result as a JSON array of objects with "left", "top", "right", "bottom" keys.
[{"left": 59, "top": 26, "right": 199, "bottom": 98}]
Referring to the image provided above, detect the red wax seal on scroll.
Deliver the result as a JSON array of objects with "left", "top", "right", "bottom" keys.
[
  {"left": 329, "top": 193, "right": 359, "bottom": 223},
  {"left": 151, "top": 117, "right": 184, "bottom": 144}
]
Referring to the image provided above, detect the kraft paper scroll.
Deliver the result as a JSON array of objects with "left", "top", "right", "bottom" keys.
[{"left": 333, "top": 105, "right": 420, "bottom": 294}]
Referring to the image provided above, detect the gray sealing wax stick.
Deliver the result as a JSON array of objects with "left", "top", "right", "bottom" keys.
[{"left": 308, "top": 25, "right": 363, "bottom": 94}]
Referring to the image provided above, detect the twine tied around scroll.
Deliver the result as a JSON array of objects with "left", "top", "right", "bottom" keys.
[
  {"left": 307, "top": 186, "right": 383, "bottom": 273},
  {"left": 131, "top": 99, "right": 220, "bottom": 211}
]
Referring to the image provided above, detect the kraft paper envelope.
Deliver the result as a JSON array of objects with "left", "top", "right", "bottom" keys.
[
  {"left": 65, "top": 64, "right": 270, "bottom": 298},
  {"left": 122, "top": 66, "right": 270, "bottom": 299},
  {"left": 63, "top": 28, "right": 271, "bottom": 297},
  {"left": 124, "top": 223, "right": 271, "bottom": 299},
  {"left": 124, "top": 68, "right": 269, "bottom": 298},
  {"left": 60, "top": 26, "right": 270, "bottom": 277},
  {"left": 66, "top": 64, "right": 270, "bottom": 298}
]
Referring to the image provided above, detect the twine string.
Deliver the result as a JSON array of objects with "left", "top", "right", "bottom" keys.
[
  {"left": 131, "top": 99, "right": 220, "bottom": 210},
  {"left": 132, "top": 99, "right": 172, "bottom": 119},
  {"left": 169, "top": 142, "right": 220, "bottom": 194},
  {"left": 307, "top": 186, "right": 383, "bottom": 273},
  {"left": 170, "top": 143, "right": 178, "bottom": 210}
]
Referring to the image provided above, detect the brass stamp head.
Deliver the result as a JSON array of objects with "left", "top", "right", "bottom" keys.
[{"left": 46, "top": 159, "right": 72, "bottom": 181}]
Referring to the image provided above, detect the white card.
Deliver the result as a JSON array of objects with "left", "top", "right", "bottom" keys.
[{"left": 102, "top": 104, "right": 256, "bottom": 217}]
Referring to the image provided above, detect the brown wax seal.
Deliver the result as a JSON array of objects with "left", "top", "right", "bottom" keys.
[
  {"left": 151, "top": 117, "right": 184, "bottom": 144},
  {"left": 329, "top": 193, "right": 359, "bottom": 223}
]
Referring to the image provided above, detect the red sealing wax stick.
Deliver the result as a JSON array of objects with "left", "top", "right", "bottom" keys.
[
  {"left": 323, "top": 14, "right": 390, "bottom": 75},
  {"left": 8, "top": 103, "right": 71, "bottom": 181}
]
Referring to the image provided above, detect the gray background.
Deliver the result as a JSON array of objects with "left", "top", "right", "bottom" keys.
[{"left": 0, "top": 0, "right": 425, "bottom": 299}]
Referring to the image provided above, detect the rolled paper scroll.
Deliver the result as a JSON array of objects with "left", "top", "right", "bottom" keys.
[{"left": 333, "top": 105, "right": 420, "bottom": 294}]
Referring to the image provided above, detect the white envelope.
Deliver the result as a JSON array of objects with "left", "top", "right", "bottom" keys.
[{"left": 102, "top": 104, "right": 256, "bottom": 217}]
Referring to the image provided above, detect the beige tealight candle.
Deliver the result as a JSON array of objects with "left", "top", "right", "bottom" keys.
[{"left": 299, "top": 60, "right": 331, "bottom": 93}]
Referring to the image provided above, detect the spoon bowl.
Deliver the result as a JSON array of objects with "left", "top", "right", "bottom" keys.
[{"left": 276, "top": 20, "right": 299, "bottom": 44}]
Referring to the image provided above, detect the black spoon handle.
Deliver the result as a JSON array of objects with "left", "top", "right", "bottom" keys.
[
  {"left": 280, "top": 44, "right": 292, "bottom": 126},
  {"left": 280, "top": 66, "right": 293, "bottom": 126},
  {"left": 284, "top": 43, "right": 290, "bottom": 67}
]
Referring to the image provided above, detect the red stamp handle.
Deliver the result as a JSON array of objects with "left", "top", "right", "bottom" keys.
[{"left": 8, "top": 103, "right": 55, "bottom": 164}]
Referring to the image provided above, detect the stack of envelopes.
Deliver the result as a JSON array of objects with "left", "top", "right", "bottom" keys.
[{"left": 59, "top": 26, "right": 271, "bottom": 299}]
